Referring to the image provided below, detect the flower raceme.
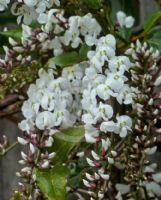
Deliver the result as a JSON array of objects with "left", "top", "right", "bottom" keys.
[{"left": 19, "top": 33, "right": 134, "bottom": 149}]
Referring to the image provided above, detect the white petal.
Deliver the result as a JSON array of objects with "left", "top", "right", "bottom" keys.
[
  {"left": 100, "top": 121, "right": 116, "bottom": 133},
  {"left": 125, "top": 16, "right": 135, "bottom": 28},
  {"left": 116, "top": 11, "right": 126, "bottom": 27}
]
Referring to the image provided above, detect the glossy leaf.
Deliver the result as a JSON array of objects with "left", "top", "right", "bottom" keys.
[
  {"left": 144, "top": 11, "right": 161, "bottom": 33},
  {"left": 51, "top": 126, "right": 85, "bottom": 163},
  {"left": 35, "top": 165, "right": 69, "bottom": 200}
]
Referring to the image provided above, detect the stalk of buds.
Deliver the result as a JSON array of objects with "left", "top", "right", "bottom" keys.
[
  {"left": 17, "top": 129, "right": 56, "bottom": 199},
  {"left": 83, "top": 136, "right": 118, "bottom": 200},
  {"left": 121, "top": 40, "right": 161, "bottom": 199}
]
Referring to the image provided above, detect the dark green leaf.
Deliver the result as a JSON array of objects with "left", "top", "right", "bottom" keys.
[
  {"left": 69, "top": 172, "right": 84, "bottom": 188},
  {"left": 79, "top": 44, "right": 91, "bottom": 60},
  {"left": 144, "top": 11, "right": 161, "bottom": 33},
  {"left": 51, "top": 126, "right": 85, "bottom": 163},
  {"left": 81, "top": 0, "right": 101, "bottom": 9},
  {"left": 147, "top": 39, "right": 161, "bottom": 51},
  {"left": 145, "top": 25, "right": 161, "bottom": 51},
  {"left": 147, "top": 25, "right": 161, "bottom": 39},
  {"left": 35, "top": 165, "right": 69, "bottom": 200}
]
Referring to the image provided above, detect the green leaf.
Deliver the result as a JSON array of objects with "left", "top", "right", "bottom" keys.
[
  {"left": 35, "top": 169, "right": 54, "bottom": 200},
  {"left": 48, "top": 52, "right": 81, "bottom": 68},
  {"left": 81, "top": 0, "right": 101, "bottom": 9},
  {"left": 144, "top": 11, "right": 161, "bottom": 34},
  {"left": 48, "top": 44, "right": 91, "bottom": 69},
  {"left": 147, "top": 39, "right": 161, "bottom": 51},
  {"left": 0, "top": 28, "right": 22, "bottom": 40},
  {"left": 79, "top": 44, "right": 91, "bottom": 60},
  {"left": 35, "top": 165, "right": 69, "bottom": 200},
  {"left": 145, "top": 25, "right": 161, "bottom": 51},
  {"left": 68, "top": 172, "right": 84, "bottom": 188},
  {"left": 10, "top": 192, "right": 22, "bottom": 200},
  {"left": 51, "top": 164, "right": 69, "bottom": 200},
  {"left": 51, "top": 126, "right": 85, "bottom": 163}
]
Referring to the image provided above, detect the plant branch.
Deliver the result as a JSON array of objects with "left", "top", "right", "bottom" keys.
[
  {"left": 0, "top": 95, "right": 20, "bottom": 109},
  {"left": 0, "top": 141, "right": 19, "bottom": 156}
]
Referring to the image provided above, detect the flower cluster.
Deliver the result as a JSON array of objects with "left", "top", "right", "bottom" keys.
[
  {"left": 0, "top": 13, "right": 101, "bottom": 73},
  {"left": 82, "top": 34, "right": 134, "bottom": 142},
  {"left": 19, "top": 66, "right": 85, "bottom": 133},
  {"left": 80, "top": 34, "right": 136, "bottom": 199}
]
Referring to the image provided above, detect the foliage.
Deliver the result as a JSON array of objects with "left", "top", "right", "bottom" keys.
[{"left": 1, "top": 0, "right": 161, "bottom": 200}]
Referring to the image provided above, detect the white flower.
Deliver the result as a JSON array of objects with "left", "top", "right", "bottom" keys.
[
  {"left": 83, "top": 67, "right": 105, "bottom": 88},
  {"left": 18, "top": 119, "right": 35, "bottom": 133},
  {"left": 100, "top": 121, "right": 116, "bottom": 133},
  {"left": 81, "top": 87, "right": 97, "bottom": 111},
  {"left": 125, "top": 16, "right": 135, "bottom": 28},
  {"left": 84, "top": 125, "right": 99, "bottom": 143},
  {"left": 53, "top": 109, "right": 75, "bottom": 128},
  {"left": 35, "top": 111, "right": 55, "bottom": 130},
  {"left": 41, "top": 91, "right": 55, "bottom": 111},
  {"left": 22, "top": 100, "right": 40, "bottom": 119},
  {"left": 116, "top": 85, "right": 134, "bottom": 105},
  {"left": 108, "top": 56, "right": 132, "bottom": 74},
  {"left": 98, "top": 34, "right": 116, "bottom": 49},
  {"left": 115, "top": 115, "right": 132, "bottom": 137},
  {"left": 116, "top": 11, "right": 126, "bottom": 27},
  {"left": 117, "top": 11, "right": 135, "bottom": 28},
  {"left": 97, "top": 102, "right": 113, "bottom": 120},
  {"left": 96, "top": 84, "right": 117, "bottom": 101}
]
